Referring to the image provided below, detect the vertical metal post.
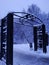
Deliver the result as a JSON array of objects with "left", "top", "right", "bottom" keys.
[
  {"left": 0, "top": 19, "right": 3, "bottom": 59},
  {"left": 42, "top": 24, "right": 47, "bottom": 53},
  {"left": 33, "top": 26, "right": 37, "bottom": 51},
  {"left": 1, "top": 19, "right": 6, "bottom": 59},
  {"left": 45, "top": 33, "right": 48, "bottom": 46},
  {"left": 6, "top": 13, "right": 13, "bottom": 65}
]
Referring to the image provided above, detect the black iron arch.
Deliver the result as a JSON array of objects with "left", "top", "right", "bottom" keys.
[
  {"left": 11, "top": 12, "right": 43, "bottom": 25},
  {"left": 1, "top": 12, "right": 44, "bottom": 27},
  {"left": 12, "top": 12, "right": 43, "bottom": 23}
]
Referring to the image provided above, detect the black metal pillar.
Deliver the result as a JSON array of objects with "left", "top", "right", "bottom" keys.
[
  {"left": 0, "top": 19, "right": 3, "bottom": 59},
  {"left": 42, "top": 24, "right": 47, "bottom": 53},
  {"left": 33, "top": 26, "right": 38, "bottom": 51},
  {"left": 6, "top": 13, "right": 13, "bottom": 65},
  {"left": 45, "top": 33, "right": 48, "bottom": 46},
  {"left": 0, "top": 19, "right": 6, "bottom": 59}
]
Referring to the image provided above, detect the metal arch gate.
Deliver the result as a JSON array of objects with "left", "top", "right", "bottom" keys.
[{"left": 0, "top": 12, "right": 48, "bottom": 65}]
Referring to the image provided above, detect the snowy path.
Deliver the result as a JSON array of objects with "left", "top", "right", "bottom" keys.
[
  {"left": 0, "top": 44, "right": 49, "bottom": 65},
  {"left": 13, "top": 44, "right": 49, "bottom": 65},
  {"left": 13, "top": 51, "right": 49, "bottom": 65}
]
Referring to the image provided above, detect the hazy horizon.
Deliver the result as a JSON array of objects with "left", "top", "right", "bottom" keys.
[{"left": 0, "top": 0, "right": 49, "bottom": 19}]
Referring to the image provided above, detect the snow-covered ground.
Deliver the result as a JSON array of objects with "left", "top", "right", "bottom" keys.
[
  {"left": 0, "top": 44, "right": 49, "bottom": 65},
  {"left": 13, "top": 44, "right": 49, "bottom": 58},
  {"left": 13, "top": 44, "right": 49, "bottom": 65}
]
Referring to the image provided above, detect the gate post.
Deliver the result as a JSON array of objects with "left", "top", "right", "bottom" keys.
[
  {"left": 0, "top": 19, "right": 6, "bottom": 59},
  {"left": 42, "top": 24, "right": 47, "bottom": 53},
  {"left": 45, "top": 33, "right": 48, "bottom": 46},
  {"left": 33, "top": 26, "right": 38, "bottom": 51},
  {"left": 6, "top": 13, "right": 13, "bottom": 65},
  {"left": 0, "top": 19, "right": 3, "bottom": 59}
]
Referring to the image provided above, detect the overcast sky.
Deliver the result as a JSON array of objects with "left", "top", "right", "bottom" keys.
[{"left": 0, "top": 0, "right": 49, "bottom": 19}]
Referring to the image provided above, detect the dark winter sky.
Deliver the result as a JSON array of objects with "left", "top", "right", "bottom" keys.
[{"left": 0, "top": 0, "right": 49, "bottom": 19}]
